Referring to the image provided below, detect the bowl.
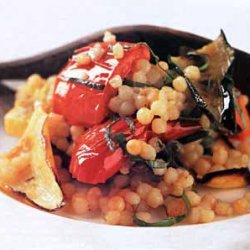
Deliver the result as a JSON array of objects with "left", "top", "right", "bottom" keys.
[{"left": 0, "top": 25, "right": 250, "bottom": 250}]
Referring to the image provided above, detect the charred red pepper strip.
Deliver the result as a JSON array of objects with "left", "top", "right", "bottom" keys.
[
  {"left": 53, "top": 42, "right": 150, "bottom": 127},
  {"left": 70, "top": 119, "right": 147, "bottom": 184},
  {"left": 234, "top": 95, "right": 250, "bottom": 140},
  {"left": 162, "top": 121, "right": 202, "bottom": 141}
]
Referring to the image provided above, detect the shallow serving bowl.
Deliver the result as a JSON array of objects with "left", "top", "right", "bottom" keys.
[{"left": 0, "top": 25, "right": 250, "bottom": 250}]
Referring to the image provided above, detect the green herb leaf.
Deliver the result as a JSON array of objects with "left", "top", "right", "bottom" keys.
[
  {"left": 134, "top": 214, "right": 186, "bottom": 227},
  {"left": 105, "top": 117, "right": 136, "bottom": 152},
  {"left": 134, "top": 192, "right": 190, "bottom": 227},
  {"left": 178, "top": 130, "right": 208, "bottom": 144},
  {"left": 182, "top": 192, "right": 191, "bottom": 210},
  {"left": 123, "top": 117, "right": 135, "bottom": 133},
  {"left": 164, "top": 68, "right": 178, "bottom": 85},
  {"left": 164, "top": 74, "right": 174, "bottom": 85},
  {"left": 129, "top": 155, "right": 145, "bottom": 163},
  {"left": 137, "top": 42, "right": 160, "bottom": 64},
  {"left": 129, "top": 154, "right": 169, "bottom": 169},
  {"left": 146, "top": 159, "right": 169, "bottom": 169},
  {"left": 123, "top": 78, "right": 157, "bottom": 88},
  {"left": 159, "top": 140, "right": 183, "bottom": 168},
  {"left": 199, "top": 61, "right": 209, "bottom": 71},
  {"left": 66, "top": 77, "right": 105, "bottom": 90},
  {"left": 113, "top": 133, "right": 126, "bottom": 149},
  {"left": 105, "top": 117, "right": 120, "bottom": 151},
  {"left": 178, "top": 116, "right": 201, "bottom": 122}
]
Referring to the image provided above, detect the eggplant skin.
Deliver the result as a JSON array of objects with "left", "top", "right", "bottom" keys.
[{"left": 198, "top": 168, "right": 250, "bottom": 189}]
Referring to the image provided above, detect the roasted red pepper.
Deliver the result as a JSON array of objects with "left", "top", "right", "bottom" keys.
[
  {"left": 69, "top": 118, "right": 203, "bottom": 184},
  {"left": 234, "top": 95, "right": 250, "bottom": 140},
  {"left": 162, "top": 121, "right": 201, "bottom": 141},
  {"left": 69, "top": 119, "right": 147, "bottom": 184},
  {"left": 53, "top": 42, "right": 150, "bottom": 127}
]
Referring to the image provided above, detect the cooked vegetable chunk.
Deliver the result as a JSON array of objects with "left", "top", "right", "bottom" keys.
[{"left": 0, "top": 108, "right": 63, "bottom": 210}]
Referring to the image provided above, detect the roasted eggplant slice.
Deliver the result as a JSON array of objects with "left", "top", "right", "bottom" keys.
[
  {"left": 197, "top": 168, "right": 250, "bottom": 189},
  {"left": 172, "top": 30, "right": 234, "bottom": 81},
  {"left": 171, "top": 31, "right": 236, "bottom": 134},
  {"left": 0, "top": 108, "right": 63, "bottom": 210},
  {"left": 220, "top": 76, "right": 238, "bottom": 133}
]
